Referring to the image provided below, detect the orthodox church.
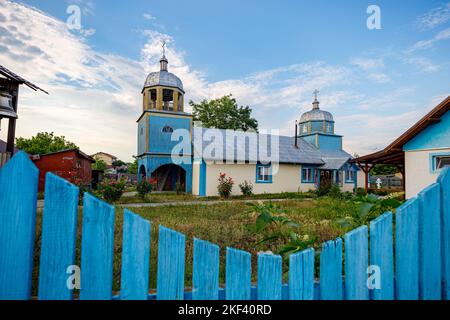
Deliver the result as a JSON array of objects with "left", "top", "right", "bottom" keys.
[{"left": 137, "top": 52, "right": 362, "bottom": 196}]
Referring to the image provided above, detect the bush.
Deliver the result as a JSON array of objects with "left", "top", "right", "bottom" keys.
[
  {"left": 137, "top": 179, "right": 152, "bottom": 200},
  {"left": 355, "top": 188, "right": 367, "bottom": 197},
  {"left": 217, "top": 173, "right": 234, "bottom": 198},
  {"left": 328, "top": 184, "right": 342, "bottom": 199},
  {"left": 97, "top": 178, "right": 126, "bottom": 203},
  {"left": 239, "top": 180, "right": 253, "bottom": 196}
]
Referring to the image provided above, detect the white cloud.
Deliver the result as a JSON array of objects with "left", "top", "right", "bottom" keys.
[
  {"left": 409, "top": 27, "right": 450, "bottom": 52},
  {"left": 351, "top": 57, "right": 384, "bottom": 70},
  {"left": 416, "top": 3, "right": 450, "bottom": 31},
  {"left": 403, "top": 56, "right": 440, "bottom": 73},
  {"left": 143, "top": 13, "right": 156, "bottom": 20}
]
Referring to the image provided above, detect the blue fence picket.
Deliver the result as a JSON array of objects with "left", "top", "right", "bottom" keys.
[
  {"left": 156, "top": 225, "right": 186, "bottom": 300},
  {"left": 289, "top": 248, "right": 315, "bottom": 300},
  {"left": 395, "top": 197, "right": 420, "bottom": 300},
  {"left": 79, "top": 193, "right": 115, "bottom": 300},
  {"left": 225, "top": 248, "right": 252, "bottom": 300},
  {"left": 192, "top": 238, "right": 220, "bottom": 300},
  {"left": 344, "top": 226, "right": 369, "bottom": 300},
  {"left": 438, "top": 167, "right": 450, "bottom": 300},
  {"left": 38, "top": 173, "right": 79, "bottom": 300},
  {"left": 0, "top": 152, "right": 38, "bottom": 300},
  {"left": 319, "top": 238, "right": 343, "bottom": 300},
  {"left": 120, "top": 209, "right": 151, "bottom": 300},
  {"left": 369, "top": 212, "right": 394, "bottom": 300},
  {"left": 418, "top": 183, "right": 442, "bottom": 300},
  {"left": 257, "top": 253, "right": 282, "bottom": 300}
]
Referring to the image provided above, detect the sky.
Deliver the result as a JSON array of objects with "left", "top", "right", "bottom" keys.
[{"left": 0, "top": 0, "right": 449, "bottom": 162}]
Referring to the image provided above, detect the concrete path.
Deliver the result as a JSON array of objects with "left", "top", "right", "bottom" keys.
[{"left": 37, "top": 197, "right": 309, "bottom": 209}]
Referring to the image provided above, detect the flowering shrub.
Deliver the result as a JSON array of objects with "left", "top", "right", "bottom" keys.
[
  {"left": 97, "top": 178, "right": 126, "bottom": 203},
  {"left": 217, "top": 172, "right": 234, "bottom": 198},
  {"left": 137, "top": 178, "right": 153, "bottom": 200},
  {"left": 239, "top": 180, "right": 253, "bottom": 196},
  {"left": 67, "top": 171, "right": 90, "bottom": 203}
]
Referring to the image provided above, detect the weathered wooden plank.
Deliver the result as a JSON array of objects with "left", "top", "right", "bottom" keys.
[
  {"left": 38, "top": 173, "right": 79, "bottom": 300},
  {"left": 192, "top": 238, "right": 220, "bottom": 300},
  {"left": 0, "top": 151, "right": 39, "bottom": 300},
  {"left": 79, "top": 193, "right": 115, "bottom": 300},
  {"left": 120, "top": 209, "right": 151, "bottom": 300},
  {"left": 156, "top": 225, "right": 186, "bottom": 300},
  {"left": 344, "top": 226, "right": 369, "bottom": 300},
  {"left": 395, "top": 197, "right": 419, "bottom": 300},
  {"left": 289, "top": 248, "right": 315, "bottom": 300},
  {"left": 369, "top": 212, "right": 394, "bottom": 300},
  {"left": 225, "top": 247, "right": 251, "bottom": 300},
  {"left": 418, "top": 183, "right": 441, "bottom": 300},
  {"left": 319, "top": 238, "right": 343, "bottom": 300},
  {"left": 257, "top": 253, "right": 282, "bottom": 300},
  {"left": 438, "top": 167, "right": 450, "bottom": 300}
]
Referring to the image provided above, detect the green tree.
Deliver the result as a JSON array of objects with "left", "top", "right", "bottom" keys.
[
  {"left": 128, "top": 159, "right": 138, "bottom": 174},
  {"left": 92, "top": 157, "right": 107, "bottom": 171},
  {"left": 190, "top": 95, "right": 258, "bottom": 132},
  {"left": 370, "top": 164, "right": 399, "bottom": 175},
  {"left": 16, "top": 132, "right": 78, "bottom": 155}
]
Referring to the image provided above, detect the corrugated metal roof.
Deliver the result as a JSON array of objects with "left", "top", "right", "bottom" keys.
[
  {"left": 193, "top": 127, "right": 324, "bottom": 165},
  {"left": 144, "top": 71, "right": 184, "bottom": 92},
  {"left": 0, "top": 65, "right": 48, "bottom": 94},
  {"left": 319, "top": 149, "right": 352, "bottom": 170}
]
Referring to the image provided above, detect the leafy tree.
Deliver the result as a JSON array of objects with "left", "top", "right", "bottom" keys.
[
  {"left": 190, "top": 95, "right": 258, "bottom": 132},
  {"left": 92, "top": 157, "right": 107, "bottom": 171},
  {"left": 128, "top": 159, "right": 138, "bottom": 174},
  {"left": 370, "top": 164, "right": 399, "bottom": 175},
  {"left": 16, "top": 132, "right": 78, "bottom": 155},
  {"left": 112, "top": 159, "right": 126, "bottom": 167}
]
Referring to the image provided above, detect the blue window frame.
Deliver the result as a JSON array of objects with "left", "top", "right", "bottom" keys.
[
  {"left": 430, "top": 152, "right": 450, "bottom": 173},
  {"left": 345, "top": 170, "right": 355, "bottom": 183},
  {"left": 301, "top": 166, "right": 315, "bottom": 183},
  {"left": 256, "top": 163, "right": 272, "bottom": 183}
]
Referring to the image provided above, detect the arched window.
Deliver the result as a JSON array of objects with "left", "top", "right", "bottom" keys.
[{"left": 162, "top": 125, "right": 174, "bottom": 133}]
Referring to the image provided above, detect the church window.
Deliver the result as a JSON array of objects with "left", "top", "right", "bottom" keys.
[
  {"left": 302, "top": 124, "right": 308, "bottom": 134},
  {"left": 149, "top": 89, "right": 157, "bottom": 109},
  {"left": 163, "top": 89, "right": 174, "bottom": 111},
  {"left": 162, "top": 125, "right": 174, "bottom": 133},
  {"left": 256, "top": 163, "right": 272, "bottom": 183},
  {"left": 345, "top": 170, "right": 355, "bottom": 183},
  {"left": 302, "top": 167, "right": 315, "bottom": 183}
]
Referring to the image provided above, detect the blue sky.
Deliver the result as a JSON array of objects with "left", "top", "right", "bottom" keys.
[{"left": 0, "top": 0, "right": 449, "bottom": 161}]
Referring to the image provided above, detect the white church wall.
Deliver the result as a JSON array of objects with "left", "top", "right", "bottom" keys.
[
  {"left": 204, "top": 163, "right": 314, "bottom": 197},
  {"left": 192, "top": 161, "right": 200, "bottom": 196}
]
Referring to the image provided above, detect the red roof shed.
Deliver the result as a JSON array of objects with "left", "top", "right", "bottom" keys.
[{"left": 31, "top": 149, "right": 95, "bottom": 192}]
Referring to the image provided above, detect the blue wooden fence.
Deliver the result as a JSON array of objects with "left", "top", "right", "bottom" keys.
[{"left": 0, "top": 151, "right": 449, "bottom": 300}]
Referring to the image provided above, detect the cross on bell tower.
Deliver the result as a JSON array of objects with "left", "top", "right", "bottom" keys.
[{"left": 312, "top": 89, "right": 320, "bottom": 109}]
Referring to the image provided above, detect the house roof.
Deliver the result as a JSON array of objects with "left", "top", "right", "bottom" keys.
[
  {"left": 33, "top": 149, "right": 95, "bottom": 162},
  {"left": 193, "top": 127, "right": 326, "bottom": 165},
  {"left": 352, "top": 96, "right": 450, "bottom": 165},
  {"left": 0, "top": 65, "right": 48, "bottom": 94},
  {"left": 91, "top": 151, "right": 118, "bottom": 159}
]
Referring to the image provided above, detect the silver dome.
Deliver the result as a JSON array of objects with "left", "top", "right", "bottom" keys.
[
  {"left": 144, "top": 71, "right": 184, "bottom": 92},
  {"left": 299, "top": 108, "right": 334, "bottom": 123}
]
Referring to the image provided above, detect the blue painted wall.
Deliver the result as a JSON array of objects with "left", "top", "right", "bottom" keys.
[
  {"left": 301, "top": 133, "right": 342, "bottom": 150},
  {"left": 137, "top": 117, "right": 146, "bottom": 156},
  {"left": 199, "top": 160, "right": 206, "bottom": 197},
  {"left": 149, "top": 115, "right": 192, "bottom": 155},
  {"left": 404, "top": 111, "right": 450, "bottom": 151}
]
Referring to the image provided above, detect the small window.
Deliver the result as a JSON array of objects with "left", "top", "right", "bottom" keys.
[
  {"left": 162, "top": 125, "right": 174, "bottom": 133},
  {"left": 345, "top": 170, "right": 355, "bottom": 183},
  {"left": 256, "top": 164, "right": 272, "bottom": 183},
  {"left": 140, "top": 127, "right": 144, "bottom": 135},
  {"left": 431, "top": 154, "right": 450, "bottom": 172},
  {"left": 302, "top": 124, "right": 308, "bottom": 134},
  {"left": 302, "top": 167, "right": 315, "bottom": 183}
]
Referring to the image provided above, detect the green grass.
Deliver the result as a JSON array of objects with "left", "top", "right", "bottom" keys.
[
  {"left": 114, "top": 191, "right": 315, "bottom": 204},
  {"left": 32, "top": 197, "right": 363, "bottom": 296}
]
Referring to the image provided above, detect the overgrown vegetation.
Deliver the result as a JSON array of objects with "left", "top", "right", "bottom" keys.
[
  {"left": 239, "top": 180, "right": 253, "bottom": 196},
  {"left": 16, "top": 132, "right": 78, "bottom": 155}
]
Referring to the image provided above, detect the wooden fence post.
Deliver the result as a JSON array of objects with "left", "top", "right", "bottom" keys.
[
  {"left": 369, "top": 212, "right": 394, "bottom": 300},
  {"left": 156, "top": 225, "right": 185, "bottom": 300},
  {"left": 344, "top": 226, "right": 369, "bottom": 300},
  {"left": 395, "top": 197, "right": 419, "bottom": 300},
  {"left": 289, "top": 248, "right": 315, "bottom": 300},
  {"left": 192, "top": 238, "right": 220, "bottom": 300},
  {"left": 319, "top": 238, "right": 343, "bottom": 300},
  {"left": 0, "top": 152, "right": 38, "bottom": 300},
  {"left": 418, "top": 183, "right": 442, "bottom": 300},
  {"left": 120, "top": 209, "right": 151, "bottom": 300},
  {"left": 438, "top": 167, "right": 450, "bottom": 300},
  {"left": 257, "top": 253, "right": 282, "bottom": 300},
  {"left": 79, "top": 193, "right": 115, "bottom": 300},
  {"left": 225, "top": 248, "right": 251, "bottom": 300},
  {"left": 38, "top": 173, "right": 79, "bottom": 300}
]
